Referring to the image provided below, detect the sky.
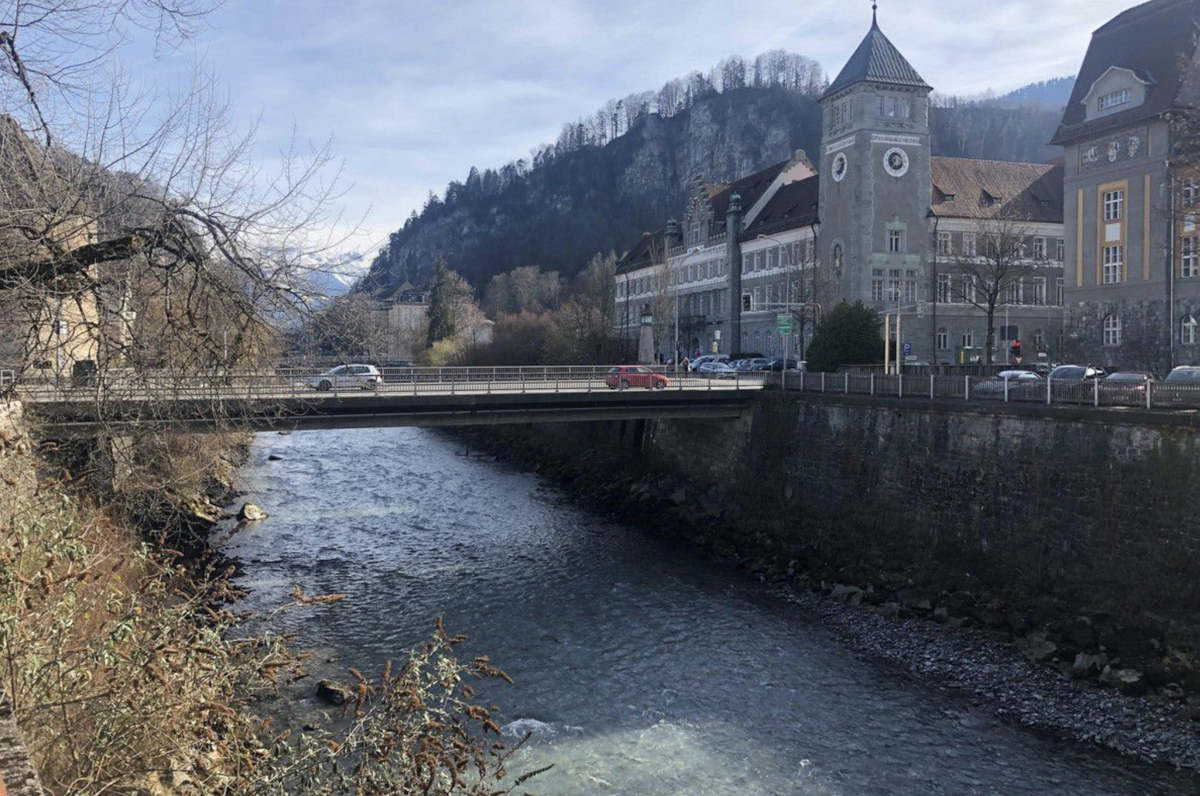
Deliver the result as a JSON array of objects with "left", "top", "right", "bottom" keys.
[{"left": 125, "top": 0, "right": 1139, "bottom": 259}]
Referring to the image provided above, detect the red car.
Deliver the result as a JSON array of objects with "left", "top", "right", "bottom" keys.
[{"left": 605, "top": 365, "right": 669, "bottom": 390}]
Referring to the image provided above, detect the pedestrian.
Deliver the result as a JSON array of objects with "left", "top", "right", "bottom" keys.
[{"left": 681, "top": 355, "right": 690, "bottom": 372}]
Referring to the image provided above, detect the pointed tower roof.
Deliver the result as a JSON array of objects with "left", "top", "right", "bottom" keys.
[{"left": 821, "top": 13, "right": 931, "bottom": 100}]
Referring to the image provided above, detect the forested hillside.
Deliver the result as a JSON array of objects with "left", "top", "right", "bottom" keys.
[{"left": 363, "top": 53, "right": 1073, "bottom": 295}]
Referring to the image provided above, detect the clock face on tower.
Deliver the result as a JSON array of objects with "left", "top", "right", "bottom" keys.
[
  {"left": 883, "top": 147, "right": 909, "bottom": 178},
  {"left": 832, "top": 152, "right": 848, "bottom": 182}
]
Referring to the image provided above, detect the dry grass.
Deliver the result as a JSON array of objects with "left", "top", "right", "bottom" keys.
[{"left": 1, "top": 440, "right": 546, "bottom": 794}]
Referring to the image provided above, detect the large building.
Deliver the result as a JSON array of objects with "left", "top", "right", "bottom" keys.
[
  {"left": 1053, "top": 0, "right": 1200, "bottom": 373},
  {"left": 616, "top": 11, "right": 1067, "bottom": 365}
]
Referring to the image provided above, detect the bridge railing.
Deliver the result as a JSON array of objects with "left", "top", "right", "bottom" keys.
[
  {"left": 786, "top": 370, "right": 1200, "bottom": 410},
  {"left": 15, "top": 365, "right": 767, "bottom": 403}
]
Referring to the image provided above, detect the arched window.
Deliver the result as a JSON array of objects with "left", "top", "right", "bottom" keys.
[
  {"left": 1183, "top": 315, "right": 1198, "bottom": 345},
  {"left": 936, "top": 327, "right": 948, "bottom": 351},
  {"left": 831, "top": 242, "right": 844, "bottom": 276},
  {"left": 1103, "top": 314, "right": 1122, "bottom": 346}
]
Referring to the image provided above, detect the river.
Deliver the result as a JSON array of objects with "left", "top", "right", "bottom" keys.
[{"left": 222, "top": 426, "right": 1190, "bottom": 794}]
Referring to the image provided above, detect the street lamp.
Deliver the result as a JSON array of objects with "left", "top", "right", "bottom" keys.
[{"left": 926, "top": 207, "right": 940, "bottom": 365}]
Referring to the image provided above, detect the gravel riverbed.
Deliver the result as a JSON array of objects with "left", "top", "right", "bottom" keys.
[{"left": 778, "top": 582, "right": 1200, "bottom": 775}]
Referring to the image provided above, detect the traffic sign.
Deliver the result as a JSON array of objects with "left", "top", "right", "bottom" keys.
[
  {"left": 776, "top": 313, "right": 793, "bottom": 335},
  {"left": 903, "top": 342, "right": 912, "bottom": 356}
]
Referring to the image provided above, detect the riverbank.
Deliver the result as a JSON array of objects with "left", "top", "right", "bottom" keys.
[
  {"left": 0, "top": 401, "right": 283, "bottom": 793},
  {"left": 452, "top": 419, "right": 1200, "bottom": 775}
]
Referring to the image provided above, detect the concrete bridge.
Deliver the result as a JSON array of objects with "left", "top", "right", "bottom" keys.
[{"left": 17, "top": 366, "right": 764, "bottom": 435}]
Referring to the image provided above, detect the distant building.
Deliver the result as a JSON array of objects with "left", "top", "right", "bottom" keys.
[
  {"left": 1053, "top": 0, "right": 1200, "bottom": 372},
  {"left": 615, "top": 11, "right": 1066, "bottom": 365}
]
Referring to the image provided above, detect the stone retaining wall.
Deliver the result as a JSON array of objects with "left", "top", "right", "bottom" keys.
[
  {"left": 0, "top": 401, "right": 45, "bottom": 795},
  {"left": 462, "top": 391, "right": 1200, "bottom": 691}
]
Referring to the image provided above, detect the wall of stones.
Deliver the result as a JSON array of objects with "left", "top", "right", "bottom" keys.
[
  {"left": 470, "top": 392, "right": 1200, "bottom": 631},
  {"left": 0, "top": 401, "right": 46, "bottom": 796}
]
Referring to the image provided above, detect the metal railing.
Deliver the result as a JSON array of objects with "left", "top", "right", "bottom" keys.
[
  {"left": 14, "top": 365, "right": 767, "bottom": 404},
  {"left": 786, "top": 371, "right": 1200, "bottom": 411}
]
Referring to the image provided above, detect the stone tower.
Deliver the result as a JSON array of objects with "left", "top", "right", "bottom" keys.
[{"left": 818, "top": 10, "right": 934, "bottom": 359}]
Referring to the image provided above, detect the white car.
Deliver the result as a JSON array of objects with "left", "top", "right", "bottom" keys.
[
  {"left": 305, "top": 364, "right": 381, "bottom": 391},
  {"left": 697, "top": 361, "right": 737, "bottom": 379}
]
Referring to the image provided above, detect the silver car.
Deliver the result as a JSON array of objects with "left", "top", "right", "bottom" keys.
[{"left": 306, "top": 364, "right": 381, "bottom": 391}]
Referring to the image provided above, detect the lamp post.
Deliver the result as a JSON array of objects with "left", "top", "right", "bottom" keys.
[{"left": 926, "top": 207, "right": 940, "bottom": 365}]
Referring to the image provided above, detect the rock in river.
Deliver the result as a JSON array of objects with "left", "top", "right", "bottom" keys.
[
  {"left": 316, "top": 679, "right": 355, "bottom": 705},
  {"left": 238, "top": 502, "right": 268, "bottom": 522}
]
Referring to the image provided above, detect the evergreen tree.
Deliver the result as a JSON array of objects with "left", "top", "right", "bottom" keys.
[
  {"left": 426, "top": 258, "right": 459, "bottom": 346},
  {"left": 805, "top": 301, "right": 884, "bottom": 372}
]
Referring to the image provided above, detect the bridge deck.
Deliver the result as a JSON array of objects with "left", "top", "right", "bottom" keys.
[{"left": 18, "top": 370, "right": 764, "bottom": 435}]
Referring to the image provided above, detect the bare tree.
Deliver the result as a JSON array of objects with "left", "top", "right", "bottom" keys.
[{"left": 947, "top": 215, "right": 1033, "bottom": 364}]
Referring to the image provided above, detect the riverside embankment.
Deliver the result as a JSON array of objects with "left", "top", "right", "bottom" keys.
[
  {"left": 224, "top": 425, "right": 1199, "bottom": 793},
  {"left": 0, "top": 399, "right": 282, "bottom": 793},
  {"left": 455, "top": 390, "right": 1200, "bottom": 771}
]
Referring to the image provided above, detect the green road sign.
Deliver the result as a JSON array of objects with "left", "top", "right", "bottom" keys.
[{"left": 776, "top": 313, "right": 793, "bottom": 335}]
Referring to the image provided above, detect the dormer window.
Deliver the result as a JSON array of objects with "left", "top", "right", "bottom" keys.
[{"left": 1097, "top": 88, "right": 1130, "bottom": 111}]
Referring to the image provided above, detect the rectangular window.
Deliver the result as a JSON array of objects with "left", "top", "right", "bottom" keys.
[
  {"left": 1006, "top": 280, "right": 1022, "bottom": 305},
  {"left": 1056, "top": 238, "right": 1064, "bottom": 261},
  {"left": 961, "top": 329, "right": 974, "bottom": 348},
  {"left": 960, "top": 274, "right": 975, "bottom": 304},
  {"left": 1097, "top": 88, "right": 1130, "bottom": 111},
  {"left": 1103, "top": 315, "right": 1122, "bottom": 346},
  {"left": 753, "top": 286, "right": 763, "bottom": 307},
  {"left": 1183, "top": 236, "right": 1198, "bottom": 278},
  {"left": 871, "top": 269, "right": 884, "bottom": 301},
  {"left": 1033, "top": 237, "right": 1046, "bottom": 260},
  {"left": 1102, "top": 244, "right": 1125, "bottom": 284},
  {"left": 1056, "top": 277, "right": 1064, "bottom": 305},
  {"left": 887, "top": 268, "right": 902, "bottom": 303},
  {"left": 904, "top": 269, "right": 918, "bottom": 303},
  {"left": 1103, "top": 189, "right": 1124, "bottom": 221},
  {"left": 888, "top": 229, "right": 904, "bottom": 253},
  {"left": 937, "top": 231, "right": 951, "bottom": 256},
  {"left": 1183, "top": 315, "right": 1198, "bottom": 345},
  {"left": 1032, "top": 277, "right": 1046, "bottom": 306},
  {"left": 962, "top": 233, "right": 976, "bottom": 257},
  {"left": 936, "top": 327, "right": 948, "bottom": 350},
  {"left": 1184, "top": 182, "right": 1198, "bottom": 209},
  {"left": 767, "top": 247, "right": 778, "bottom": 269},
  {"left": 937, "top": 273, "right": 953, "bottom": 303}
]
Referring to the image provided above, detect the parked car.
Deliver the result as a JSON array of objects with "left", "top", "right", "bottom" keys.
[
  {"left": 697, "top": 361, "right": 738, "bottom": 379},
  {"left": 1049, "top": 364, "right": 1105, "bottom": 381},
  {"left": 1100, "top": 371, "right": 1156, "bottom": 405},
  {"left": 768, "top": 358, "right": 803, "bottom": 372},
  {"left": 973, "top": 369, "right": 1041, "bottom": 397},
  {"left": 305, "top": 364, "right": 381, "bottom": 391},
  {"left": 1164, "top": 366, "right": 1200, "bottom": 383},
  {"left": 1154, "top": 365, "right": 1200, "bottom": 408},
  {"left": 688, "top": 354, "right": 728, "bottom": 372},
  {"left": 736, "top": 358, "right": 771, "bottom": 372},
  {"left": 605, "top": 365, "right": 669, "bottom": 390}
]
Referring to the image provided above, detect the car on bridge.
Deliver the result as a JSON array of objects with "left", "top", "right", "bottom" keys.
[
  {"left": 972, "top": 369, "right": 1042, "bottom": 399},
  {"left": 697, "top": 361, "right": 738, "bottom": 379},
  {"left": 605, "top": 365, "right": 669, "bottom": 390},
  {"left": 305, "top": 364, "right": 382, "bottom": 391}
]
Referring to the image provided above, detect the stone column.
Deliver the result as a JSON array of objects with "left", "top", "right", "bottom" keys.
[{"left": 726, "top": 194, "right": 743, "bottom": 356}]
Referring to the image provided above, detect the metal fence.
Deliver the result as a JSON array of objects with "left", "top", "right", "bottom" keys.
[
  {"left": 14, "top": 365, "right": 767, "bottom": 403},
  {"left": 787, "top": 370, "right": 1200, "bottom": 410}
]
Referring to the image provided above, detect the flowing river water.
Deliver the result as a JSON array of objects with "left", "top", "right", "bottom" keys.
[{"left": 223, "top": 427, "right": 1192, "bottom": 794}]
